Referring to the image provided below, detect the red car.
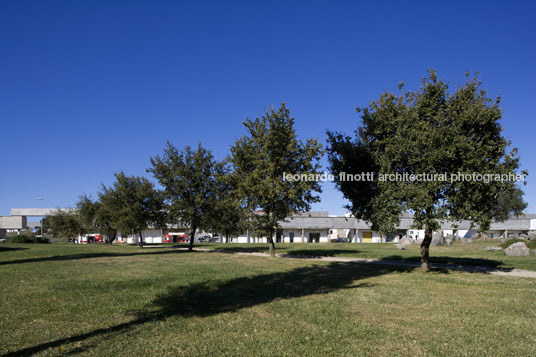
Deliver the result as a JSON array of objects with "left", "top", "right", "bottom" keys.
[{"left": 163, "top": 233, "right": 188, "bottom": 243}]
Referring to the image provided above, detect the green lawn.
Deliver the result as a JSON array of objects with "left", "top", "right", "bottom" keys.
[
  {"left": 1, "top": 243, "right": 535, "bottom": 356},
  {"left": 198, "top": 240, "right": 536, "bottom": 271}
]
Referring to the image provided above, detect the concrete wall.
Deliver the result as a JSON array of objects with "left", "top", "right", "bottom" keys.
[
  {"left": 0, "top": 216, "right": 27, "bottom": 229},
  {"left": 10, "top": 208, "right": 74, "bottom": 216}
]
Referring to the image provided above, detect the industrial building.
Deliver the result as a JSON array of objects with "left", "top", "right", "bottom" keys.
[{"left": 3, "top": 207, "right": 535, "bottom": 244}]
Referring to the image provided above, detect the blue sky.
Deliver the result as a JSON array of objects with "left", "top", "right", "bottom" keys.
[{"left": 1, "top": 0, "right": 535, "bottom": 217}]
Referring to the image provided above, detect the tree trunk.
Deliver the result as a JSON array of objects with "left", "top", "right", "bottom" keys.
[
  {"left": 109, "top": 231, "right": 116, "bottom": 244},
  {"left": 268, "top": 230, "right": 276, "bottom": 258},
  {"left": 188, "top": 225, "right": 196, "bottom": 252},
  {"left": 138, "top": 231, "right": 144, "bottom": 248},
  {"left": 420, "top": 224, "right": 432, "bottom": 271}
]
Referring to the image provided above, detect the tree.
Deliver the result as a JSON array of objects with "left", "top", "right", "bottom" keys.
[
  {"left": 99, "top": 172, "right": 166, "bottom": 247},
  {"left": 230, "top": 103, "right": 323, "bottom": 257},
  {"left": 489, "top": 186, "right": 527, "bottom": 222},
  {"left": 327, "top": 71, "right": 526, "bottom": 270},
  {"left": 148, "top": 142, "right": 224, "bottom": 251},
  {"left": 46, "top": 209, "right": 84, "bottom": 242},
  {"left": 76, "top": 194, "right": 117, "bottom": 243},
  {"left": 210, "top": 164, "right": 250, "bottom": 243}
]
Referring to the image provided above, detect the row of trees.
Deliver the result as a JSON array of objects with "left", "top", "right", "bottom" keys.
[
  {"left": 47, "top": 71, "right": 527, "bottom": 269},
  {"left": 48, "top": 104, "right": 323, "bottom": 256}
]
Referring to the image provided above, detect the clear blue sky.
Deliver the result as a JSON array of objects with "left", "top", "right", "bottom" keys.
[{"left": 1, "top": 0, "right": 535, "bottom": 217}]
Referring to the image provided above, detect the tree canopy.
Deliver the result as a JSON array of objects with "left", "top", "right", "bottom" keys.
[
  {"left": 46, "top": 209, "right": 83, "bottom": 241},
  {"left": 76, "top": 194, "right": 117, "bottom": 242},
  {"left": 327, "top": 71, "right": 527, "bottom": 270},
  {"left": 148, "top": 142, "right": 224, "bottom": 251},
  {"left": 230, "top": 103, "right": 323, "bottom": 257},
  {"left": 99, "top": 172, "right": 165, "bottom": 246}
]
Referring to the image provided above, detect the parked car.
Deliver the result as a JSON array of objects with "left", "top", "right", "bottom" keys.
[{"left": 197, "top": 235, "right": 211, "bottom": 243}]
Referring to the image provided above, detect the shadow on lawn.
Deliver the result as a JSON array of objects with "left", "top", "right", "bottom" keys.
[
  {"left": 377, "top": 255, "right": 513, "bottom": 273},
  {"left": 0, "top": 246, "right": 28, "bottom": 252},
  {"left": 214, "top": 246, "right": 269, "bottom": 253},
  {"left": 3, "top": 261, "right": 410, "bottom": 356},
  {"left": 281, "top": 249, "right": 362, "bottom": 257},
  {"left": 0, "top": 249, "right": 194, "bottom": 266}
]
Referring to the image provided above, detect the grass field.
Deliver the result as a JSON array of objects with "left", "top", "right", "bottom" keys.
[{"left": 1, "top": 243, "right": 535, "bottom": 356}]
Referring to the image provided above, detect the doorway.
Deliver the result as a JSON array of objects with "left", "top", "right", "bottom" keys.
[
  {"left": 362, "top": 231, "right": 372, "bottom": 243},
  {"left": 308, "top": 232, "right": 320, "bottom": 243}
]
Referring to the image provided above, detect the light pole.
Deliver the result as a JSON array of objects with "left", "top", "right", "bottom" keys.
[{"left": 37, "top": 197, "right": 43, "bottom": 237}]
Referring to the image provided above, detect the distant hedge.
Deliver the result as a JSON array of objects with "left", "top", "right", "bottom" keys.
[{"left": 4, "top": 234, "right": 50, "bottom": 244}]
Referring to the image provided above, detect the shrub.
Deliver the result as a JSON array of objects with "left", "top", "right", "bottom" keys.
[{"left": 4, "top": 233, "right": 50, "bottom": 244}]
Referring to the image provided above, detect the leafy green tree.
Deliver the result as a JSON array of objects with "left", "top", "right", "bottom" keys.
[
  {"left": 327, "top": 71, "right": 526, "bottom": 270},
  {"left": 99, "top": 172, "right": 166, "bottom": 247},
  {"left": 76, "top": 194, "right": 117, "bottom": 243},
  {"left": 489, "top": 186, "right": 527, "bottom": 222},
  {"left": 46, "top": 209, "right": 84, "bottom": 242},
  {"left": 211, "top": 165, "right": 250, "bottom": 243},
  {"left": 148, "top": 142, "right": 224, "bottom": 251},
  {"left": 231, "top": 103, "right": 323, "bottom": 257}
]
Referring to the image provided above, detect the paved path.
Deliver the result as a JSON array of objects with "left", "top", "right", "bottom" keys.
[{"left": 146, "top": 245, "right": 536, "bottom": 279}]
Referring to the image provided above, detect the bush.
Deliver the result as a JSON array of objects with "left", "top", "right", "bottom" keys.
[
  {"left": 501, "top": 238, "right": 536, "bottom": 250},
  {"left": 4, "top": 233, "right": 50, "bottom": 244}
]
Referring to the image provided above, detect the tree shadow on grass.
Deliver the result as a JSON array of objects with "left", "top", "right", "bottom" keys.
[
  {"left": 375, "top": 255, "right": 514, "bottom": 274},
  {"left": 213, "top": 246, "right": 269, "bottom": 253},
  {"left": 2, "top": 261, "right": 410, "bottom": 356},
  {"left": 280, "top": 249, "right": 362, "bottom": 257},
  {"left": 0, "top": 249, "right": 194, "bottom": 266},
  {"left": 0, "top": 246, "right": 28, "bottom": 252}
]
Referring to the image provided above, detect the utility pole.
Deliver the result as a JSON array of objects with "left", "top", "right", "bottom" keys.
[{"left": 37, "top": 197, "right": 43, "bottom": 237}]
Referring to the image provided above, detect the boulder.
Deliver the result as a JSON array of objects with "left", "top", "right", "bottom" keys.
[
  {"left": 504, "top": 242, "right": 530, "bottom": 257},
  {"left": 431, "top": 232, "right": 445, "bottom": 246},
  {"left": 396, "top": 244, "right": 406, "bottom": 250},
  {"left": 398, "top": 237, "right": 413, "bottom": 245},
  {"left": 445, "top": 234, "right": 455, "bottom": 246},
  {"left": 486, "top": 246, "right": 503, "bottom": 251}
]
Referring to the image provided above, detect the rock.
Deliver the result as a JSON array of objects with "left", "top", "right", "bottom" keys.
[
  {"left": 396, "top": 244, "right": 406, "bottom": 250},
  {"left": 398, "top": 237, "right": 413, "bottom": 245},
  {"left": 445, "top": 234, "right": 455, "bottom": 246},
  {"left": 431, "top": 232, "right": 445, "bottom": 246},
  {"left": 486, "top": 246, "right": 503, "bottom": 251},
  {"left": 479, "top": 232, "right": 490, "bottom": 239},
  {"left": 504, "top": 242, "right": 530, "bottom": 256}
]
